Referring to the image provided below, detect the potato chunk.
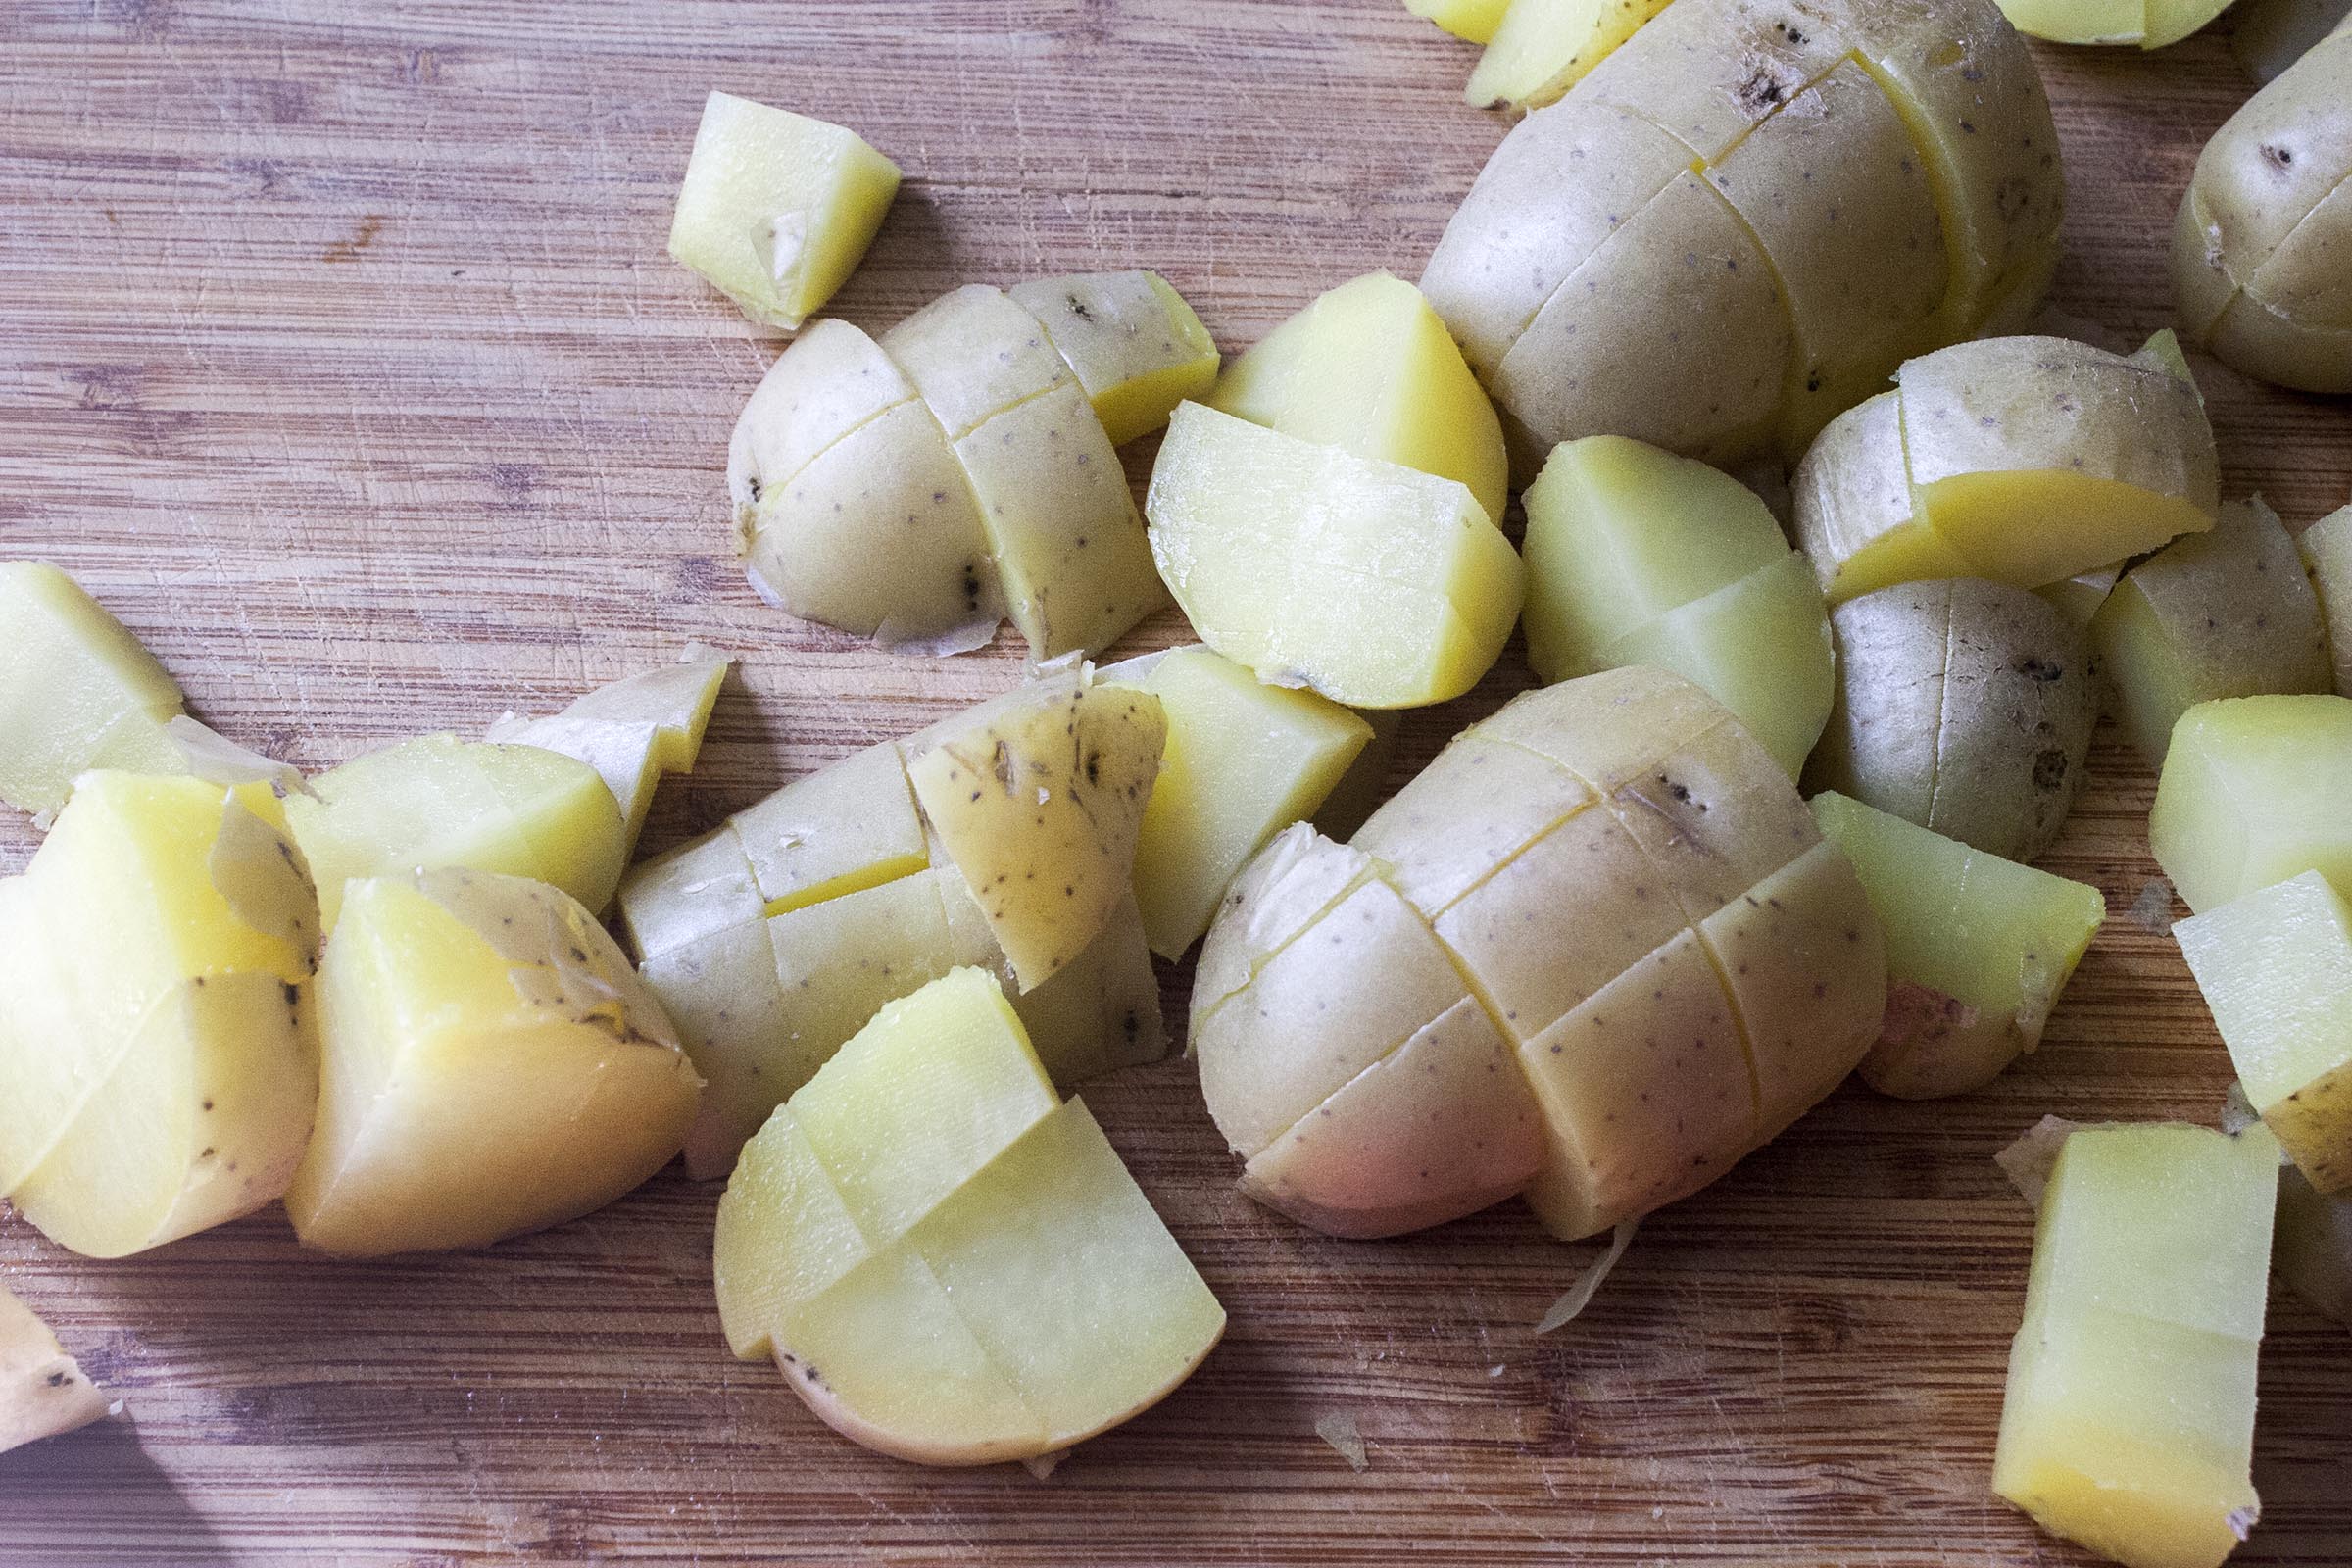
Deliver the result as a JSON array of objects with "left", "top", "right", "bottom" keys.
[
  {"left": 1207, "top": 272, "right": 1506, "bottom": 522},
  {"left": 2296, "top": 504, "right": 2352, "bottom": 697},
  {"left": 284, "top": 870, "right": 699, "bottom": 1256},
  {"left": 1464, "top": 0, "right": 1675, "bottom": 112},
  {"left": 488, "top": 655, "right": 729, "bottom": 851},
  {"left": 1006, "top": 270, "right": 1220, "bottom": 448},
  {"left": 1407, "top": 0, "right": 1512, "bottom": 42},
  {"left": 2092, "top": 498, "right": 2331, "bottom": 764},
  {"left": 2176, "top": 872, "right": 2352, "bottom": 1193},
  {"left": 713, "top": 968, "right": 1222, "bottom": 1466},
  {"left": 2149, "top": 695, "right": 2352, "bottom": 913},
  {"left": 1993, "top": 1121, "right": 2278, "bottom": 1568},
  {"left": 0, "top": 563, "right": 186, "bottom": 817},
  {"left": 1145, "top": 403, "right": 1524, "bottom": 708},
  {"left": 666, "top": 91, "right": 898, "bottom": 331},
  {"left": 0, "top": 774, "right": 319, "bottom": 1257},
  {"left": 0, "top": 1286, "right": 108, "bottom": 1454},
  {"left": 1812, "top": 791, "right": 2105, "bottom": 1099}
]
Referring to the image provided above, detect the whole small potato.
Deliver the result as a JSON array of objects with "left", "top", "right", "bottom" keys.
[
  {"left": 2173, "top": 16, "right": 2352, "bottom": 393},
  {"left": 1807, "top": 579, "right": 2097, "bottom": 863},
  {"left": 1194, "top": 667, "right": 1886, "bottom": 1243}
]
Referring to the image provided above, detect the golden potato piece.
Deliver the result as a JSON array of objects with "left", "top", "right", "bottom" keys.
[{"left": 0, "top": 563, "right": 186, "bottom": 818}]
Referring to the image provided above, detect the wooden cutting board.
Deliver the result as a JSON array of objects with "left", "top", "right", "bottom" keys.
[{"left": 2, "top": 3, "right": 2346, "bottom": 1562}]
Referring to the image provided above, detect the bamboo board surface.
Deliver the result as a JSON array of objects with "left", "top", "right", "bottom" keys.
[{"left": 1, "top": 2, "right": 2348, "bottom": 1563}]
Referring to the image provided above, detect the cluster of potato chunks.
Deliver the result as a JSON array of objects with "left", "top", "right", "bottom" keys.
[{"left": 5, "top": 0, "right": 2351, "bottom": 1561}]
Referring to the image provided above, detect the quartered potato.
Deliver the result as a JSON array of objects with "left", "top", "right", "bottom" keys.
[{"left": 0, "top": 562, "right": 187, "bottom": 818}]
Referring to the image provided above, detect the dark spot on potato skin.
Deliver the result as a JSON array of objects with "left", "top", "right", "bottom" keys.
[{"left": 2032, "top": 747, "right": 2070, "bottom": 794}]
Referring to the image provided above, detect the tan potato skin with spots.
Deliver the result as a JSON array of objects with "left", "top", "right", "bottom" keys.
[{"left": 1192, "top": 667, "right": 1887, "bottom": 1242}]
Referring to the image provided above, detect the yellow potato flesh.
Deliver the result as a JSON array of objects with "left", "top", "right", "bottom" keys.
[
  {"left": 666, "top": 91, "right": 900, "bottom": 331},
  {"left": 0, "top": 562, "right": 186, "bottom": 817},
  {"left": 283, "top": 870, "right": 697, "bottom": 1256},
  {"left": 2176, "top": 872, "right": 2352, "bottom": 1192},
  {"left": 1105, "top": 647, "right": 1370, "bottom": 958},
  {"left": 1407, "top": 0, "right": 1512, "bottom": 43},
  {"left": 1993, "top": 1123, "right": 2277, "bottom": 1568},
  {"left": 1995, "top": 0, "right": 2144, "bottom": 43},
  {"left": 0, "top": 775, "right": 318, "bottom": 1255},
  {"left": 1006, "top": 270, "right": 1219, "bottom": 448},
  {"left": 285, "top": 734, "right": 626, "bottom": 929},
  {"left": 1789, "top": 391, "right": 1979, "bottom": 606},
  {"left": 2149, "top": 695, "right": 2352, "bottom": 913},
  {"left": 1210, "top": 272, "right": 1507, "bottom": 523},
  {"left": 488, "top": 656, "right": 729, "bottom": 850},
  {"left": 1464, "top": 0, "right": 1675, "bottom": 113},
  {"left": 715, "top": 968, "right": 1221, "bottom": 1465},
  {"left": 1146, "top": 403, "right": 1524, "bottom": 709},
  {"left": 1918, "top": 470, "right": 2217, "bottom": 590}
]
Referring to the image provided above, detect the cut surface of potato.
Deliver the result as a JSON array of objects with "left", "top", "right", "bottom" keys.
[
  {"left": 2297, "top": 504, "right": 2352, "bottom": 697},
  {"left": 0, "top": 562, "right": 186, "bottom": 818},
  {"left": 1995, "top": 0, "right": 2229, "bottom": 45},
  {"left": 714, "top": 967, "right": 1222, "bottom": 1465},
  {"left": 1408, "top": 0, "right": 1513, "bottom": 42},
  {"left": 1812, "top": 791, "right": 2105, "bottom": 1099},
  {"left": 2176, "top": 872, "right": 2352, "bottom": 1193},
  {"left": 283, "top": 869, "right": 697, "bottom": 1256},
  {"left": 667, "top": 91, "right": 900, "bottom": 331},
  {"left": 1102, "top": 646, "right": 1371, "bottom": 958},
  {"left": 2150, "top": 694, "right": 2352, "bottom": 913},
  {"left": 488, "top": 655, "right": 730, "bottom": 851},
  {"left": 0, "top": 1285, "right": 109, "bottom": 1455},
  {"left": 1145, "top": 402, "right": 1524, "bottom": 709},
  {"left": 1207, "top": 272, "right": 1507, "bottom": 523},
  {"left": 0, "top": 774, "right": 319, "bottom": 1257},
  {"left": 286, "top": 734, "right": 627, "bottom": 929},
  {"left": 1006, "top": 270, "right": 1220, "bottom": 448},
  {"left": 1993, "top": 1121, "right": 2278, "bottom": 1568},
  {"left": 2092, "top": 497, "right": 2331, "bottom": 764},
  {"left": 1465, "top": 0, "right": 1675, "bottom": 113}
]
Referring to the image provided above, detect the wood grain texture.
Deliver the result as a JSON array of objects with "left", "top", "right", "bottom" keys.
[{"left": 1, "top": 2, "right": 2347, "bottom": 1562}]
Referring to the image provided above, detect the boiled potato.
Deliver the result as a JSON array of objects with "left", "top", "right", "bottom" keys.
[
  {"left": 1, "top": 1286, "right": 108, "bottom": 1454},
  {"left": 1792, "top": 337, "right": 2220, "bottom": 602},
  {"left": 284, "top": 734, "right": 627, "bottom": 929},
  {"left": 2176, "top": 871, "right": 2352, "bottom": 1192},
  {"left": 2034, "top": 564, "right": 2124, "bottom": 630},
  {"left": 2150, "top": 694, "right": 2352, "bottom": 912},
  {"left": 732, "top": 271, "right": 1211, "bottom": 660},
  {"left": 712, "top": 967, "right": 1223, "bottom": 1466},
  {"left": 2297, "top": 504, "right": 2352, "bottom": 695},
  {"left": 667, "top": 91, "right": 898, "bottom": 331},
  {"left": 0, "top": 773, "right": 318, "bottom": 1258},
  {"left": 284, "top": 869, "right": 699, "bottom": 1255},
  {"left": 1421, "top": 0, "right": 2063, "bottom": 466},
  {"left": 1194, "top": 666, "right": 1886, "bottom": 1242},
  {"left": 1993, "top": 1121, "right": 2278, "bottom": 1568},
  {"left": 2093, "top": 498, "right": 2331, "bottom": 764},
  {"left": 1465, "top": 0, "right": 1674, "bottom": 113},
  {"left": 1521, "top": 435, "right": 1832, "bottom": 774},
  {"left": 1812, "top": 791, "right": 2105, "bottom": 1099},
  {"left": 2174, "top": 18, "right": 2352, "bottom": 393},
  {"left": 0, "top": 563, "right": 185, "bottom": 818},
  {"left": 1995, "top": 0, "right": 2235, "bottom": 47},
  {"left": 1208, "top": 272, "right": 1506, "bottom": 523},
  {"left": 1144, "top": 402, "right": 1524, "bottom": 709},
  {"left": 1099, "top": 646, "right": 1372, "bottom": 958},
  {"left": 618, "top": 664, "right": 1168, "bottom": 1179},
  {"left": 1407, "top": 0, "right": 1512, "bottom": 42},
  {"left": 488, "top": 654, "right": 729, "bottom": 851},
  {"left": 1806, "top": 579, "right": 2097, "bottom": 863}
]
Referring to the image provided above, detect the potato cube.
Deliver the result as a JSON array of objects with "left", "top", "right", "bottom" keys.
[
  {"left": 666, "top": 91, "right": 900, "bottom": 331},
  {"left": 2149, "top": 694, "right": 2352, "bottom": 912},
  {"left": 0, "top": 563, "right": 186, "bottom": 817},
  {"left": 1146, "top": 402, "right": 1524, "bottom": 708},
  {"left": 488, "top": 655, "right": 729, "bottom": 851},
  {"left": 2176, "top": 871, "right": 2352, "bottom": 1191}
]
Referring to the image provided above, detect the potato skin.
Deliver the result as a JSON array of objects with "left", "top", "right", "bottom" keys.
[
  {"left": 2172, "top": 19, "right": 2352, "bottom": 393},
  {"left": 1807, "top": 579, "right": 2096, "bottom": 863}
]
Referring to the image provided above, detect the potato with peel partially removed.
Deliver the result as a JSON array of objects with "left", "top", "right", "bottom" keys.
[{"left": 713, "top": 966, "right": 1223, "bottom": 1466}]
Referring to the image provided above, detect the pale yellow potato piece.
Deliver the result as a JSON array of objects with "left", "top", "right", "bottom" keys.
[
  {"left": 283, "top": 870, "right": 697, "bottom": 1256},
  {"left": 905, "top": 681, "right": 1164, "bottom": 990},
  {"left": 743, "top": 398, "right": 1006, "bottom": 656},
  {"left": 1993, "top": 0, "right": 2149, "bottom": 44},
  {"left": 666, "top": 91, "right": 900, "bottom": 331},
  {"left": 2299, "top": 505, "right": 2352, "bottom": 695},
  {"left": 1146, "top": 403, "right": 1525, "bottom": 709},
  {"left": 1209, "top": 272, "right": 1507, "bottom": 523},
  {"left": 1788, "top": 391, "right": 1978, "bottom": 606},
  {"left": 880, "top": 284, "right": 1072, "bottom": 441},
  {"left": 644, "top": 918, "right": 799, "bottom": 1182},
  {"left": 616, "top": 821, "right": 767, "bottom": 962},
  {"left": 0, "top": 563, "right": 187, "bottom": 818},
  {"left": 488, "top": 655, "right": 730, "bottom": 850},
  {"left": 1899, "top": 336, "right": 2219, "bottom": 586},
  {"left": 979, "top": 888, "right": 1167, "bottom": 1088},
  {"left": 2150, "top": 694, "right": 2352, "bottom": 912},
  {"left": 1473, "top": 662, "right": 1726, "bottom": 794},
  {"left": 2176, "top": 872, "right": 2352, "bottom": 1192},
  {"left": 1006, "top": 270, "right": 1219, "bottom": 448},
  {"left": 1599, "top": 714, "right": 1824, "bottom": 924},
  {"left": 1189, "top": 824, "right": 1381, "bottom": 1020},
  {"left": 1465, "top": 0, "right": 1675, "bottom": 113},
  {"left": 2093, "top": 497, "right": 2331, "bottom": 764},
  {"left": 1993, "top": 1122, "right": 2278, "bottom": 1568},
  {"left": 1409, "top": 0, "right": 1513, "bottom": 43},
  {"left": 1812, "top": 791, "right": 2105, "bottom": 1100},
  {"left": 1353, "top": 730, "right": 1594, "bottom": 916},
  {"left": 726, "top": 318, "right": 915, "bottom": 527},
  {"left": 1242, "top": 995, "right": 1545, "bottom": 1239},
  {"left": 285, "top": 734, "right": 627, "bottom": 928},
  {"left": 0, "top": 1285, "right": 109, "bottom": 1454},
  {"left": 1104, "top": 646, "right": 1370, "bottom": 958},
  {"left": 712, "top": 1106, "right": 874, "bottom": 1360},
  {"left": 734, "top": 739, "right": 930, "bottom": 914},
  {"left": 953, "top": 382, "right": 1166, "bottom": 660}
]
